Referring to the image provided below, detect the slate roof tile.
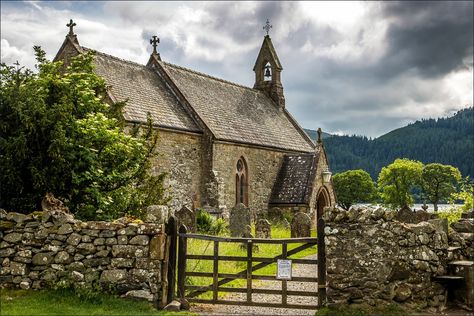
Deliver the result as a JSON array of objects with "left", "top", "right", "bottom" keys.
[
  {"left": 159, "top": 62, "right": 315, "bottom": 152},
  {"left": 269, "top": 150, "right": 320, "bottom": 204},
  {"left": 85, "top": 48, "right": 201, "bottom": 133}
]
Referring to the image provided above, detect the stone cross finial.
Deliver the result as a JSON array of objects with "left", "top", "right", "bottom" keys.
[
  {"left": 317, "top": 127, "right": 323, "bottom": 143},
  {"left": 150, "top": 36, "right": 160, "bottom": 55},
  {"left": 263, "top": 19, "right": 272, "bottom": 36},
  {"left": 66, "top": 19, "right": 76, "bottom": 36}
]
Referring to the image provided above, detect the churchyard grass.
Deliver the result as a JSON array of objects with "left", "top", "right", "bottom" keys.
[
  {"left": 185, "top": 224, "right": 317, "bottom": 299},
  {"left": 0, "top": 288, "right": 195, "bottom": 316}
]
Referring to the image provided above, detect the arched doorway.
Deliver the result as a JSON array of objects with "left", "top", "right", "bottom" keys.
[{"left": 316, "top": 187, "right": 330, "bottom": 219}]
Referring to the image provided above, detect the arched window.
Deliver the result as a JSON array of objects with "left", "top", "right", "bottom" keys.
[{"left": 235, "top": 157, "right": 248, "bottom": 206}]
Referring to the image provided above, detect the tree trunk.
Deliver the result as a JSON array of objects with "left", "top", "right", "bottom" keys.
[{"left": 434, "top": 203, "right": 438, "bottom": 212}]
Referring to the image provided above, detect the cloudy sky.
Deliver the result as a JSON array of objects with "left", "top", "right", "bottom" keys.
[{"left": 1, "top": 1, "right": 473, "bottom": 137}]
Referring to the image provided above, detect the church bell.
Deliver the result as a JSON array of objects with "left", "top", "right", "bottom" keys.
[{"left": 264, "top": 65, "right": 271, "bottom": 78}]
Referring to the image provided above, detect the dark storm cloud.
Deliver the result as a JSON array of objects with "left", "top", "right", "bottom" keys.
[
  {"left": 379, "top": 1, "right": 473, "bottom": 78},
  {"left": 2, "top": 1, "right": 471, "bottom": 137}
]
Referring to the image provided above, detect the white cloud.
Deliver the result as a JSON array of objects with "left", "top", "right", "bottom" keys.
[
  {"left": 0, "top": 39, "right": 29, "bottom": 65},
  {"left": 1, "top": 1, "right": 472, "bottom": 137}
]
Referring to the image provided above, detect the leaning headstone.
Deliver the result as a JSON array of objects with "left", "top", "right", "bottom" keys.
[
  {"left": 175, "top": 206, "right": 196, "bottom": 233},
  {"left": 256, "top": 219, "right": 271, "bottom": 239},
  {"left": 291, "top": 212, "right": 311, "bottom": 238},
  {"left": 229, "top": 203, "right": 251, "bottom": 237}
]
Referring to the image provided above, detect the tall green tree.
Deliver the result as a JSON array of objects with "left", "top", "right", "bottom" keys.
[
  {"left": 0, "top": 47, "right": 168, "bottom": 220},
  {"left": 421, "top": 163, "right": 461, "bottom": 211},
  {"left": 332, "top": 169, "right": 377, "bottom": 210},
  {"left": 377, "top": 158, "right": 423, "bottom": 209}
]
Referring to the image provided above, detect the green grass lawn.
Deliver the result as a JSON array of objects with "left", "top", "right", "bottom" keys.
[
  {"left": 0, "top": 288, "right": 194, "bottom": 316},
  {"left": 185, "top": 224, "right": 317, "bottom": 299}
]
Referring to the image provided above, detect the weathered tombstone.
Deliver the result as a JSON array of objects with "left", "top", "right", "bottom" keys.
[
  {"left": 242, "top": 225, "right": 253, "bottom": 238},
  {"left": 291, "top": 212, "right": 311, "bottom": 238},
  {"left": 240, "top": 225, "right": 258, "bottom": 251},
  {"left": 145, "top": 205, "right": 169, "bottom": 224},
  {"left": 229, "top": 203, "right": 251, "bottom": 237},
  {"left": 282, "top": 218, "right": 290, "bottom": 229},
  {"left": 175, "top": 206, "right": 196, "bottom": 233},
  {"left": 256, "top": 219, "right": 271, "bottom": 239}
]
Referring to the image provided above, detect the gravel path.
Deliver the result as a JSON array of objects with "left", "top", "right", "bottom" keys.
[{"left": 190, "top": 254, "right": 319, "bottom": 315}]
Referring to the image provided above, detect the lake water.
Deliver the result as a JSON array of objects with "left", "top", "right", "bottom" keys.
[{"left": 356, "top": 203, "right": 462, "bottom": 212}]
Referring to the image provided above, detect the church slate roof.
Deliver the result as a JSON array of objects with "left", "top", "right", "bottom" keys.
[
  {"left": 159, "top": 62, "right": 315, "bottom": 152},
  {"left": 269, "top": 151, "right": 320, "bottom": 205},
  {"left": 80, "top": 46, "right": 314, "bottom": 152},
  {"left": 85, "top": 48, "right": 201, "bottom": 133}
]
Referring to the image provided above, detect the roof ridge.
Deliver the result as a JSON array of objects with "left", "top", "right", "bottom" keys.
[
  {"left": 82, "top": 47, "right": 258, "bottom": 92},
  {"left": 161, "top": 61, "right": 256, "bottom": 92},
  {"left": 81, "top": 46, "right": 147, "bottom": 68}
]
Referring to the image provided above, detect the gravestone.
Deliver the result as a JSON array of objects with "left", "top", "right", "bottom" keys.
[
  {"left": 291, "top": 212, "right": 311, "bottom": 238},
  {"left": 175, "top": 206, "right": 196, "bottom": 232},
  {"left": 242, "top": 225, "right": 253, "bottom": 238},
  {"left": 256, "top": 219, "right": 271, "bottom": 239},
  {"left": 240, "top": 225, "right": 258, "bottom": 251},
  {"left": 229, "top": 203, "right": 251, "bottom": 237}
]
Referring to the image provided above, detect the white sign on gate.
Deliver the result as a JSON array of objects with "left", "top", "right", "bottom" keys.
[{"left": 276, "top": 259, "right": 292, "bottom": 280}]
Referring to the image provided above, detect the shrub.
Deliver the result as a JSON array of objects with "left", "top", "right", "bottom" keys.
[
  {"left": 196, "top": 209, "right": 228, "bottom": 235},
  {"left": 436, "top": 206, "right": 464, "bottom": 226},
  {"left": 0, "top": 47, "right": 169, "bottom": 220}
]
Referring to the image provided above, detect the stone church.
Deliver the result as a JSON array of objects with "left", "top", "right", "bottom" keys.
[{"left": 54, "top": 20, "right": 335, "bottom": 221}]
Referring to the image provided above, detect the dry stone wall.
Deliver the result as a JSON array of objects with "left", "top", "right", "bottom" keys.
[
  {"left": 0, "top": 209, "right": 166, "bottom": 302},
  {"left": 324, "top": 206, "right": 450, "bottom": 309}
]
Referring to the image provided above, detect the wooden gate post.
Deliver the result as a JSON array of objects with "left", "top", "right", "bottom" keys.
[
  {"left": 177, "top": 225, "right": 188, "bottom": 302},
  {"left": 166, "top": 216, "right": 177, "bottom": 305},
  {"left": 317, "top": 218, "right": 327, "bottom": 307}
]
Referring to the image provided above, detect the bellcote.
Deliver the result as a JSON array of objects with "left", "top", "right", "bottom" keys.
[{"left": 253, "top": 34, "right": 285, "bottom": 109}]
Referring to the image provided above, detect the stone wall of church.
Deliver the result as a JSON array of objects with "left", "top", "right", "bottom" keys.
[
  {"left": 150, "top": 130, "right": 203, "bottom": 213},
  {"left": 211, "top": 142, "right": 286, "bottom": 219}
]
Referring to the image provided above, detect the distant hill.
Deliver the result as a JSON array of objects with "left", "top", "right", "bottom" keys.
[{"left": 305, "top": 107, "right": 474, "bottom": 179}]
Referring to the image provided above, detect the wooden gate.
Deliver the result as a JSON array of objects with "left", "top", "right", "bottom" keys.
[{"left": 167, "top": 218, "right": 326, "bottom": 309}]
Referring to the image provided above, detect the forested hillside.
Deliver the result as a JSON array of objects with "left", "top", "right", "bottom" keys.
[{"left": 305, "top": 107, "right": 473, "bottom": 179}]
